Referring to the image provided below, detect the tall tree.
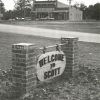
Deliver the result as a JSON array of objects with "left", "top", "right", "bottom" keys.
[
  {"left": 0, "top": 1, "right": 5, "bottom": 14},
  {"left": 67, "top": 0, "right": 73, "bottom": 6},
  {"left": 79, "top": 3, "right": 87, "bottom": 19},
  {"left": 85, "top": 3, "right": 100, "bottom": 20},
  {"left": 15, "top": 0, "right": 32, "bottom": 18},
  {"left": 93, "top": 3, "right": 100, "bottom": 20},
  {"left": 3, "top": 10, "right": 13, "bottom": 20}
]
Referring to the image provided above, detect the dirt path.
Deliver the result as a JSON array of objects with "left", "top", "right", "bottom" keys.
[{"left": 0, "top": 24, "right": 100, "bottom": 43}]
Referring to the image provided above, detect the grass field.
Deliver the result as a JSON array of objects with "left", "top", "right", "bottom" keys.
[
  {"left": 0, "top": 21, "right": 100, "bottom": 70},
  {"left": 0, "top": 31, "right": 100, "bottom": 71},
  {"left": 0, "top": 21, "right": 100, "bottom": 100}
]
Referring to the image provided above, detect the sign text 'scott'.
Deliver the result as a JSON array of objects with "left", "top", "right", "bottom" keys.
[{"left": 37, "top": 51, "right": 66, "bottom": 81}]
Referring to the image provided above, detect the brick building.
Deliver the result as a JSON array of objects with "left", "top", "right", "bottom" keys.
[{"left": 31, "top": 0, "right": 83, "bottom": 21}]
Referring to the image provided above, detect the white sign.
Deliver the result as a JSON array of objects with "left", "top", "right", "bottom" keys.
[{"left": 37, "top": 51, "right": 66, "bottom": 81}]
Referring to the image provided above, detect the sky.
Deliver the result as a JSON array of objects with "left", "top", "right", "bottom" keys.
[{"left": 1, "top": 0, "right": 100, "bottom": 10}]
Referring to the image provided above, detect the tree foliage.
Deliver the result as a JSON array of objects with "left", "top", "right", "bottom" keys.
[
  {"left": 83, "top": 3, "right": 100, "bottom": 20},
  {"left": 73, "top": 3, "right": 87, "bottom": 19},
  {"left": 93, "top": 3, "right": 100, "bottom": 20},
  {"left": 73, "top": 3, "right": 100, "bottom": 20},
  {"left": 3, "top": 0, "right": 31, "bottom": 20},
  {"left": 15, "top": 0, "right": 31, "bottom": 18},
  {"left": 0, "top": 2, "right": 5, "bottom": 14}
]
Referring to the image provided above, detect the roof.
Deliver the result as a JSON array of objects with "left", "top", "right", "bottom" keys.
[{"left": 57, "top": 1, "right": 69, "bottom": 8}]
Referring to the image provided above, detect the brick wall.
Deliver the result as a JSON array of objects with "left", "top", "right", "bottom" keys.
[
  {"left": 61, "top": 37, "right": 79, "bottom": 78},
  {"left": 11, "top": 43, "right": 37, "bottom": 97}
]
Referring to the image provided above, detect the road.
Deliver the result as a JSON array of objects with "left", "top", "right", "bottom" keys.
[{"left": 0, "top": 24, "right": 100, "bottom": 43}]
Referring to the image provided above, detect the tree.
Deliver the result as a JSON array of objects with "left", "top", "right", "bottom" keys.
[
  {"left": 85, "top": 3, "right": 100, "bottom": 20},
  {"left": 15, "top": 0, "right": 32, "bottom": 18},
  {"left": 93, "top": 3, "right": 100, "bottom": 20},
  {"left": 73, "top": 3, "right": 100, "bottom": 20},
  {"left": 86, "top": 5, "right": 95, "bottom": 19},
  {"left": 73, "top": 2, "right": 80, "bottom": 8},
  {"left": 3, "top": 10, "right": 13, "bottom": 20},
  {"left": 73, "top": 3, "right": 87, "bottom": 19},
  {"left": 79, "top": 3, "right": 87, "bottom": 19},
  {"left": 79, "top": 3, "right": 87, "bottom": 11},
  {"left": 67, "top": 0, "right": 73, "bottom": 6},
  {"left": 0, "top": 1, "right": 5, "bottom": 13}
]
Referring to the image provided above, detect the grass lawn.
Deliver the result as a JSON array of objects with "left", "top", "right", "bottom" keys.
[
  {"left": 0, "top": 31, "right": 100, "bottom": 71},
  {"left": 0, "top": 22, "right": 100, "bottom": 100}
]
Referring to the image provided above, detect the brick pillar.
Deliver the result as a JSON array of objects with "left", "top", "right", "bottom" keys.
[
  {"left": 11, "top": 43, "right": 37, "bottom": 97},
  {"left": 61, "top": 37, "right": 79, "bottom": 78}
]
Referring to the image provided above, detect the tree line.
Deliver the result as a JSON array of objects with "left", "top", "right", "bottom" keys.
[
  {"left": 1, "top": 2, "right": 100, "bottom": 20},
  {"left": 75, "top": 3, "right": 100, "bottom": 20}
]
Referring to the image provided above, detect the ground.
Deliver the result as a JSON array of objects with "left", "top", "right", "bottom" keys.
[
  {"left": 0, "top": 21, "right": 100, "bottom": 100},
  {"left": 0, "top": 21, "right": 100, "bottom": 70},
  {"left": 0, "top": 32, "right": 100, "bottom": 71},
  {"left": 6, "top": 21, "right": 100, "bottom": 34}
]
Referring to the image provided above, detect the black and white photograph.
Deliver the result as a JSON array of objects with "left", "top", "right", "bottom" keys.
[{"left": 0, "top": 0, "right": 100, "bottom": 100}]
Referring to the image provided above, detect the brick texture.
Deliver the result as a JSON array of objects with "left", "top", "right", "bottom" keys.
[
  {"left": 11, "top": 43, "right": 37, "bottom": 97},
  {"left": 61, "top": 37, "right": 79, "bottom": 78}
]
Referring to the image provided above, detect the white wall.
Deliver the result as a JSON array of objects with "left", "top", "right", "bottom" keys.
[{"left": 69, "top": 7, "right": 83, "bottom": 21}]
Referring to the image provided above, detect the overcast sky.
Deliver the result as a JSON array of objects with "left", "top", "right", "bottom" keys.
[{"left": 2, "top": 0, "right": 100, "bottom": 10}]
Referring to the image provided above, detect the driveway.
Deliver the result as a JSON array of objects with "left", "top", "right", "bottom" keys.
[{"left": 0, "top": 24, "right": 100, "bottom": 43}]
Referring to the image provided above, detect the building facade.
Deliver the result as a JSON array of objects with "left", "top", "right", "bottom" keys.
[{"left": 31, "top": 0, "right": 83, "bottom": 21}]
